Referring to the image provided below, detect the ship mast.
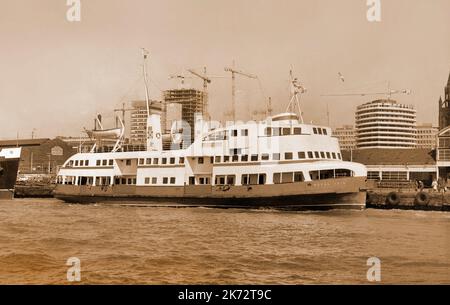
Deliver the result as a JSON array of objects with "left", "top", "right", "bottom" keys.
[
  {"left": 141, "top": 48, "right": 163, "bottom": 152},
  {"left": 142, "top": 48, "right": 151, "bottom": 117}
]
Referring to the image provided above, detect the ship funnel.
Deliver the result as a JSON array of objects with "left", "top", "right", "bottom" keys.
[{"left": 147, "top": 114, "right": 162, "bottom": 151}]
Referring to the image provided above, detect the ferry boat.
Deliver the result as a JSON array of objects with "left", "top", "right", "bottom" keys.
[
  {"left": 0, "top": 147, "right": 21, "bottom": 200},
  {"left": 54, "top": 52, "right": 368, "bottom": 210}
]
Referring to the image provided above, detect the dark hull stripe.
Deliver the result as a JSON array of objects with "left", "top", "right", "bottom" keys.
[{"left": 55, "top": 192, "right": 366, "bottom": 210}]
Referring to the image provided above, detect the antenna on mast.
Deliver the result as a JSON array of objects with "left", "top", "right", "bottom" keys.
[
  {"left": 326, "top": 102, "right": 330, "bottom": 126},
  {"left": 141, "top": 48, "right": 151, "bottom": 117},
  {"left": 286, "top": 68, "right": 307, "bottom": 123}
]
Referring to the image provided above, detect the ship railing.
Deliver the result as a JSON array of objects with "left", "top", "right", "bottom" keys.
[{"left": 93, "top": 144, "right": 148, "bottom": 153}]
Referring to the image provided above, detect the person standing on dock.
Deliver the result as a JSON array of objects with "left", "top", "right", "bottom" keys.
[
  {"left": 418, "top": 180, "right": 424, "bottom": 192},
  {"left": 432, "top": 180, "right": 438, "bottom": 192}
]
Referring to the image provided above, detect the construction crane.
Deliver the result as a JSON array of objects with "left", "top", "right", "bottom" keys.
[
  {"left": 224, "top": 63, "right": 258, "bottom": 122},
  {"left": 187, "top": 67, "right": 212, "bottom": 120},
  {"left": 321, "top": 89, "right": 411, "bottom": 99},
  {"left": 168, "top": 74, "right": 191, "bottom": 86},
  {"left": 187, "top": 67, "right": 228, "bottom": 121},
  {"left": 187, "top": 67, "right": 211, "bottom": 93}
]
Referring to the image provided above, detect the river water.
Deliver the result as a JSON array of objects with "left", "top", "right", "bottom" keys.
[{"left": 0, "top": 198, "right": 448, "bottom": 284}]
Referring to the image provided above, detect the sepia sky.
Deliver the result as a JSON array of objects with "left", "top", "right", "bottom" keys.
[{"left": 0, "top": 0, "right": 449, "bottom": 139}]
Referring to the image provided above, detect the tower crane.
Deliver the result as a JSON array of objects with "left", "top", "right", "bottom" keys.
[
  {"left": 187, "top": 67, "right": 228, "bottom": 120},
  {"left": 168, "top": 74, "right": 192, "bottom": 86},
  {"left": 224, "top": 63, "right": 258, "bottom": 122},
  {"left": 187, "top": 67, "right": 211, "bottom": 120},
  {"left": 187, "top": 67, "right": 211, "bottom": 93},
  {"left": 321, "top": 83, "right": 412, "bottom": 100}
]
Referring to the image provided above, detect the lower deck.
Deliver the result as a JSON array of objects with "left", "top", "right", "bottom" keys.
[{"left": 54, "top": 176, "right": 367, "bottom": 210}]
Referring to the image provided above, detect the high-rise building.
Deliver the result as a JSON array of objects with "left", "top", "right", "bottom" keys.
[
  {"left": 163, "top": 89, "right": 206, "bottom": 146},
  {"left": 355, "top": 99, "right": 417, "bottom": 149},
  {"left": 415, "top": 123, "right": 438, "bottom": 149},
  {"left": 332, "top": 125, "right": 356, "bottom": 151},
  {"left": 129, "top": 100, "right": 165, "bottom": 145}
]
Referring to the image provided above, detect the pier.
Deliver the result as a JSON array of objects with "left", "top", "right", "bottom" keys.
[{"left": 366, "top": 190, "right": 450, "bottom": 211}]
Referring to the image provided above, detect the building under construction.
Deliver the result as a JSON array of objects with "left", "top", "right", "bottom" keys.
[{"left": 163, "top": 89, "right": 207, "bottom": 147}]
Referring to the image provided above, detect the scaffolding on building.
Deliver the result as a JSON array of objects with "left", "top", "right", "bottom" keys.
[{"left": 163, "top": 89, "right": 206, "bottom": 148}]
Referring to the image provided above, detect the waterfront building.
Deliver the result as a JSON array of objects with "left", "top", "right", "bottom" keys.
[
  {"left": 342, "top": 148, "right": 437, "bottom": 185},
  {"left": 332, "top": 125, "right": 356, "bottom": 151},
  {"left": 355, "top": 99, "right": 417, "bottom": 149},
  {"left": 0, "top": 138, "right": 76, "bottom": 174},
  {"left": 415, "top": 123, "right": 438, "bottom": 149}
]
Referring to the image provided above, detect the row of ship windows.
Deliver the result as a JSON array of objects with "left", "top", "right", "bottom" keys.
[
  {"left": 205, "top": 126, "right": 328, "bottom": 141},
  {"left": 212, "top": 151, "right": 342, "bottom": 163},
  {"left": 139, "top": 151, "right": 343, "bottom": 166},
  {"left": 264, "top": 127, "right": 301, "bottom": 136},
  {"left": 139, "top": 157, "right": 185, "bottom": 166},
  {"left": 67, "top": 150, "right": 343, "bottom": 168},
  {"left": 58, "top": 169, "right": 353, "bottom": 186},
  {"left": 265, "top": 127, "right": 328, "bottom": 136},
  {"left": 204, "top": 129, "right": 249, "bottom": 141},
  {"left": 214, "top": 169, "right": 352, "bottom": 186},
  {"left": 60, "top": 176, "right": 176, "bottom": 185},
  {"left": 67, "top": 159, "right": 114, "bottom": 167}
]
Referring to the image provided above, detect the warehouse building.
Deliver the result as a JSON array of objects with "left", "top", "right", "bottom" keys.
[{"left": 0, "top": 138, "right": 77, "bottom": 174}]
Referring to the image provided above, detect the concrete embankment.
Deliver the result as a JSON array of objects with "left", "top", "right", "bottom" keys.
[
  {"left": 366, "top": 189, "right": 450, "bottom": 211},
  {"left": 14, "top": 174, "right": 55, "bottom": 198},
  {"left": 14, "top": 184, "right": 55, "bottom": 198}
]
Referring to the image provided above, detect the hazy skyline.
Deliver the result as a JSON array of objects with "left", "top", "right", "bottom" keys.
[{"left": 1, "top": 0, "right": 449, "bottom": 139}]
